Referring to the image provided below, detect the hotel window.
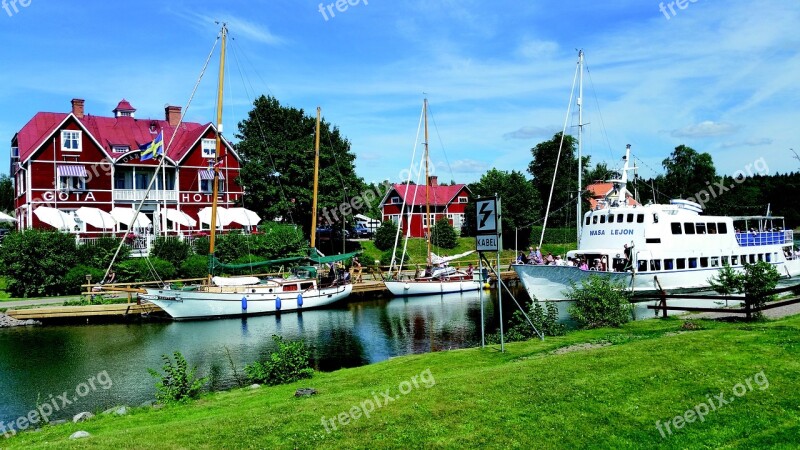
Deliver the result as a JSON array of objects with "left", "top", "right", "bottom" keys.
[
  {"left": 60, "top": 176, "right": 85, "bottom": 192},
  {"left": 671, "top": 223, "right": 682, "bottom": 234},
  {"left": 700, "top": 257, "right": 709, "bottom": 268},
  {"left": 458, "top": 197, "right": 468, "bottom": 203},
  {"left": 202, "top": 139, "right": 217, "bottom": 158},
  {"left": 135, "top": 174, "right": 149, "bottom": 190},
  {"left": 676, "top": 258, "right": 686, "bottom": 269},
  {"left": 627, "top": 213, "right": 634, "bottom": 223},
  {"left": 696, "top": 223, "right": 707, "bottom": 234},
  {"left": 57, "top": 165, "right": 87, "bottom": 191},
  {"left": 61, "top": 130, "right": 81, "bottom": 152},
  {"left": 200, "top": 179, "right": 225, "bottom": 193},
  {"left": 718, "top": 222, "right": 728, "bottom": 234},
  {"left": 684, "top": 223, "right": 695, "bottom": 235},
  {"left": 391, "top": 197, "right": 400, "bottom": 204}
]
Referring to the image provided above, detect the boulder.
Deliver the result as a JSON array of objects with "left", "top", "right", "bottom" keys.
[
  {"left": 249, "top": 384, "right": 261, "bottom": 389},
  {"left": 102, "top": 406, "right": 128, "bottom": 416},
  {"left": 69, "top": 430, "right": 91, "bottom": 440},
  {"left": 294, "top": 388, "right": 318, "bottom": 397},
  {"left": 72, "top": 412, "right": 94, "bottom": 423}
]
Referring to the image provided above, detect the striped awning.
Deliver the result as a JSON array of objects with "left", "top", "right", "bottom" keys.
[
  {"left": 198, "top": 169, "right": 224, "bottom": 180},
  {"left": 57, "top": 165, "right": 88, "bottom": 178}
]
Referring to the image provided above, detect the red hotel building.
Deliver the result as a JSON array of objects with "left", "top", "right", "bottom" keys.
[
  {"left": 379, "top": 176, "right": 471, "bottom": 238},
  {"left": 10, "top": 98, "right": 243, "bottom": 236}
]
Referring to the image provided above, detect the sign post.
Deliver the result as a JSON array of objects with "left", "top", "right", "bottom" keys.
[{"left": 475, "top": 195, "right": 503, "bottom": 351}]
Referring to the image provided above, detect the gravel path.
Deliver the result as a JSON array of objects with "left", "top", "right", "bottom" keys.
[{"left": 683, "top": 299, "right": 800, "bottom": 320}]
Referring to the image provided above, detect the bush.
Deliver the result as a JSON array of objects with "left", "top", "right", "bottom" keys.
[
  {"left": 487, "top": 299, "right": 565, "bottom": 343},
  {"left": 151, "top": 237, "right": 191, "bottom": 267},
  {"left": 245, "top": 335, "right": 314, "bottom": 386},
  {"left": 180, "top": 255, "right": 210, "bottom": 279},
  {"left": 373, "top": 221, "right": 399, "bottom": 251},
  {"left": 192, "top": 236, "right": 210, "bottom": 256},
  {"left": 117, "top": 257, "right": 176, "bottom": 283},
  {"left": 148, "top": 351, "right": 208, "bottom": 404},
  {"left": 257, "top": 222, "right": 306, "bottom": 260},
  {"left": 529, "top": 226, "right": 578, "bottom": 245},
  {"left": 708, "top": 261, "right": 781, "bottom": 314},
  {"left": 567, "top": 275, "right": 633, "bottom": 329},
  {"left": 62, "top": 265, "right": 106, "bottom": 295},
  {"left": 380, "top": 249, "right": 412, "bottom": 267},
  {"left": 77, "top": 236, "right": 130, "bottom": 268},
  {"left": 430, "top": 217, "right": 458, "bottom": 249},
  {"left": 214, "top": 231, "right": 249, "bottom": 262},
  {"left": 708, "top": 264, "right": 743, "bottom": 297},
  {"left": 0, "top": 229, "right": 78, "bottom": 297}
]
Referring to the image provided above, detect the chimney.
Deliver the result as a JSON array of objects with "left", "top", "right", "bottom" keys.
[
  {"left": 429, "top": 175, "right": 438, "bottom": 187},
  {"left": 165, "top": 105, "right": 181, "bottom": 127},
  {"left": 71, "top": 98, "right": 85, "bottom": 119}
]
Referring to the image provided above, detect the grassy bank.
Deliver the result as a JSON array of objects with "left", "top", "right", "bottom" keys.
[{"left": 7, "top": 315, "right": 800, "bottom": 448}]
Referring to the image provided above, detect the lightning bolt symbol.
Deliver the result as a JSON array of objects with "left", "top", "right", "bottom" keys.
[{"left": 479, "top": 202, "right": 492, "bottom": 228}]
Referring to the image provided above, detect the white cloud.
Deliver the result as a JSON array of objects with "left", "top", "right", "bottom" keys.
[
  {"left": 670, "top": 121, "right": 741, "bottom": 138},
  {"left": 721, "top": 138, "right": 773, "bottom": 149},
  {"left": 503, "top": 125, "right": 560, "bottom": 140}
]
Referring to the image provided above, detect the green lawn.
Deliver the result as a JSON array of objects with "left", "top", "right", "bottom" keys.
[{"left": 7, "top": 315, "right": 800, "bottom": 448}]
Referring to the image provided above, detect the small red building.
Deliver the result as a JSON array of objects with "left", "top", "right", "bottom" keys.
[
  {"left": 379, "top": 176, "right": 471, "bottom": 237},
  {"left": 10, "top": 98, "right": 243, "bottom": 236},
  {"left": 585, "top": 181, "right": 639, "bottom": 209}
]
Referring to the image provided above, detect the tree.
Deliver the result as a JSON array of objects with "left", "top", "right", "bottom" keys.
[
  {"left": 374, "top": 220, "right": 399, "bottom": 251},
  {"left": 0, "top": 229, "right": 77, "bottom": 297},
  {"left": 430, "top": 217, "right": 458, "bottom": 249},
  {"left": 235, "top": 96, "right": 366, "bottom": 238},
  {"left": 528, "top": 133, "right": 587, "bottom": 228},
  {"left": 661, "top": 145, "right": 717, "bottom": 201},
  {"left": 464, "top": 169, "right": 540, "bottom": 249},
  {"left": 585, "top": 162, "right": 619, "bottom": 184},
  {"left": 0, "top": 175, "right": 13, "bottom": 213},
  {"left": 567, "top": 275, "right": 633, "bottom": 328}
]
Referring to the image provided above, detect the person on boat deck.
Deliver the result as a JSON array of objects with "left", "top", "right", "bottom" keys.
[
  {"left": 466, "top": 263, "right": 474, "bottom": 276},
  {"left": 352, "top": 256, "right": 363, "bottom": 283},
  {"left": 527, "top": 246, "right": 536, "bottom": 262},
  {"left": 600, "top": 256, "right": 608, "bottom": 271},
  {"left": 424, "top": 265, "right": 432, "bottom": 277},
  {"left": 545, "top": 252, "right": 555, "bottom": 265},
  {"left": 579, "top": 259, "right": 589, "bottom": 271},
  {"left": 516, "top": 252, "right": 529, "bottom": 264}
]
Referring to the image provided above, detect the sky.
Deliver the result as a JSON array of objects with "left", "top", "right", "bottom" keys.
[{"left": 1, "top": 0, "right": 798, "bottom": 186}]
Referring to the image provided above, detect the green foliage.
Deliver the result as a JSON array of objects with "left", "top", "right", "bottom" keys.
[
  {"left": 529, "top": 226, "right": 578, "bottom": 245},
  {"left": 257, "top": 222, "right": 306, "bottom": 260},
  {"left": 62, "top": 265, "right": 106, "bottom": 295},
  {"left": 487, "top": 299, "right": 565, "bottom": 343},
  {"left": 77, "top": 236, "right": 130, "bottom": 268},
  {"left": 430, "top": 217, "right": 458, "bottom": 249},
  {"left": 180, "top": 255, "right": 210, "bottom": 279},
  {"left": 380, "top": 249, "right": 413, "bottom": 267},
  {"left": 214, "top": 231, "right": 249, "bottom": 262},
  {"left": 374, "top": 220, "right": 399, "bottom": 251},
  {"left": 708, "top": 264, "right": 743, "bottom": 296},
  {"left": 0, "top": 175, "right": 13, "bottom": 213},
  {"left": 147, "top": 351, "right": 208, "bottom": 404},
  {"left": 192, "top": 236, "right": 210, "bottom": 256},
  {"left": 661, "top": 144, "right": 718, "bottom": 201},
  {"left": 528, "top": 133, "right": 587, "bottom": 227},
  {"left": 63, "top": 295, "right": 129, "bottom": 306},
  {"left": 0, "top": 229, "right": 77, "bottom": 297},
  {"left": 707, "top": 261, "right": 781, "bottom": 313},
  {"left": 151, "top": 237, "right": 191, "bottom": 267},
  {"left": 567, "top": 275, "right": 633, "bottom": 329},
  {"left": 117, "top": 257, "right": 176, "bottom": 283},
  {"left": 244, "top": 335, "right": 314, "bottom": 386}
]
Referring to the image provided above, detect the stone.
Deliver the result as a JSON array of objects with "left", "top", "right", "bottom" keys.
[
  {"left": 102, "top": 405, "right": 128, "bottom": 416},
  {"left": 249, "top": 384, "right": 261, "bottom": 389},
  {"left": 72, "top": 411, "right": 94, "bottom": 423},
  {"left": 50, "top": 419, "right": 68, "bottom": 426},
  {"left": 69, "top": 430, "right": 91, "bottom": 440},
  {"left": 294, "top": 388, "right": 317, "bottom": 397}
]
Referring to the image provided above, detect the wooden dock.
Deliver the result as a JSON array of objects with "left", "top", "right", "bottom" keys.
[{"left": 6, "top": 303, "right": 162, "bottom": 321}]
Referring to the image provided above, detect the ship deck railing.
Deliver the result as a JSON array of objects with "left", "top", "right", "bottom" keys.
[{"left": 735, "top": 230, "right": 793, "bottom": 247}]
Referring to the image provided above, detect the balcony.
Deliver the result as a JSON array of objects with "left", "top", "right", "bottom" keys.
[{"left": 113, "top": 189, "right": 178, "bottom": 202}]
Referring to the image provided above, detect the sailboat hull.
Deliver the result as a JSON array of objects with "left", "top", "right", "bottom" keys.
[
  {"left": 140, "top": 284, "right": 352, "bottom": 320},
  {"left": 384, "top": 279, "right": 482, "bottom": 297}
]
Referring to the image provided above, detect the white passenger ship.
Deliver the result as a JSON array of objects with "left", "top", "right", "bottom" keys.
[{"left": 513, "top": 145, "right": 800, "bottom": 301}]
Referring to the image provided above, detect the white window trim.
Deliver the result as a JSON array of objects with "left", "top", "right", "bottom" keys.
[
  {"left": 201, "top": 139, "right": 217, "bottom": 158},
  {"left": 390, "top": 197, "right": 400, "bottom": 204},
  {"left": 59, "top": 176, "right": 85, "bottom": 192},
  {"left": 458, "top": 196, "right": 468, "bottom": 203},
  {"left": 61, "top": 130, "right": 82, "bottom": 152},
  {"left": 200, "top": 178, "right": 225, "bottom": 194}
]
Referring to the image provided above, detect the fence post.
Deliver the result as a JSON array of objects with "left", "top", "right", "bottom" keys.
[
  {"left": 744, "top": 294, "right": 751, "bottom": 320},
  {"left": 660, "top": 289, "right": 667, "bottom": 318}
]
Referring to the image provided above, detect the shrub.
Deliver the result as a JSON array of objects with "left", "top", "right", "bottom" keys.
[
  {"left": 62, "top": 265, "right": 106, "bottom": 295},
  {"left": 77, "top": 236, "right": 130, "bottom": 268},
  {"left": 257, "top": 222, "right": 306, "bottom": 260},
  {"left": 374, "top": 221, "right": 399, "bottom": 251},
  {"left": 487, "top": 299, "right": 565, "bottom": 343},
  {"left": 117, "top": 257, "right": 176, "bottom": 283},
  {"left": 380, "top": 249, "right": 411, "bottom": 267},
  {"left": 192, "top": 236, "right": 210, "bottom": 256},
  {"left": 567, "top": 275, "right": 633, "bottom": 329},
  {"left": 180, "top": 255, "right": 210, "bottom": 279},
  {"left": 0, "top": 229, "right": 78, "bottom": 297},
  {"left": 151, "top": 237, "right": 191, "bottom": 267},
  {"left": 214, "top": 231, "right": 249, "bottom": 262},
  {"left": 245, "top": 335, "right": 314, "bottom": 386},
  {"left": 741, "top": 261, "right": 781, "bottom": 311},
  {"left": 148, "top": 351, "right": 208, "bottom": 404},
  {"left": 430, "top": 217, "right": 458, "bottom": 249},
  {"left": 708, "top": 264, "right": 743, "bottom": 297}
]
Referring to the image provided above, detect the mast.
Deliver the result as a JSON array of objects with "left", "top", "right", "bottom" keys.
[
  {"left": 576, "top": 49, "right": 584, "bottom": 242},
  {"left": 310, "top": 107, "right": 321, "bottom": 250},
  {"left": 208, "top": 23, "right": 227, "bottom": 283},
  {"left": 423, "top": 98, "right": 431, "bottom": 266}
]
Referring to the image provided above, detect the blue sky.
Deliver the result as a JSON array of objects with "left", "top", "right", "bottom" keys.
[{"left": 1, "top": 0, "right": 798, "bottom": 185}]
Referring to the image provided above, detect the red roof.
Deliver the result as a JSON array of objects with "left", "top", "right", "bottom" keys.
[
  {"left": 388, "top": 183, "right": 468, "bottom": 207},
  {"left": 585, "top": 182, "right": 639, "bottom": 208},
  {"left": 113, "top": 99, "right": 135, "bottom": 112},
  {"left": 15, "top": 111, "right": 224, "bottom": 164}
]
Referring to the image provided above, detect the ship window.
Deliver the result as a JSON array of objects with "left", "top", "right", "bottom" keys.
[
  {"left": 608, "top": 214, "right": 614, "bottom": 223},
  {"left": 593, "top": 216, "right": 598, "bottom": 224},
  {"left": 696, "top": 223, "right": 706, "bottom": 234},
  {"left": 707, "top": 223, "right": 717, "bottom": 234},
  {"left": 617, "top": 214, "right": 623, "bottom": 222},
  {"left": 301, "top": 282, "right": 313, "bottom": 290},
  {"left": 650, "top": 260, "right": 661, "bottom": 271},
  {"left": 722, "top": 256, "right": 729, "bottom": 266},
  {"left": 765, "top": 253, "right": 772, "bottom": 262},
  {"left": 627, "top": 213, "right": 634, "bottom": 223},
  {"left": 731, "top": 255, "right": 739, "bottom": 265},
  {"left": 671, "top": 223, "right": 682, "bottom": 234},
  {"left": 585, "top": 216, "right": 590, "bottom": 226},
  {"left": 710, "top": 257, "right": 719, "bottom": 267},
  {"left": 741, "top": 255, "right": 747, "bottom": 264},
  {"left": 638, "top": 260, "right": 648, "bottom": 272},
  {"left": 689, "top": 258, "right": 698, "bottom": 268},
  {"left": 749, "top": 254, "right": 755, "bottom": 263},
  {"left": 700, "top": 257, "right": 709, "bottom": 267},
  {"left": 757, "top": 254, "right": 764, "bottom": 262},
  {"left": 637, "top": 214, "right": 644, "bottom": 223},
  {"left": 600, "top": 215, "right": 606, "bottom": 224},
  {"left": 676, "top": 258, "right": 686, "bottom": 269},
  {"left": 718, "top": 222, "right": 728, "bottom": 234},
  {"left": 664, "top": 259, "right": 674, "bottom": 270},
  {"left": 653, "top": 213, "right": 659, "bottom": 223},
  {"left": 684, "top": 223, "right": 695, "bottom": 235}
]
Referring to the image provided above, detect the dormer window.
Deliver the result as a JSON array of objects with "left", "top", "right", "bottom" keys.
[
  {"left": 112, "top": 145, "right": 130, "bottom": 153},
  {"left": 202, "top": 139, "right": 216, "bottom": 158},
  {"left": 61, "top": 130, "right": 82, "bottom": 152}
]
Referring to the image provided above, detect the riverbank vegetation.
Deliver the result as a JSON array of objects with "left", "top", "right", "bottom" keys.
[{"left": 7, "top": 314, "right": 800, "bottom": 448}]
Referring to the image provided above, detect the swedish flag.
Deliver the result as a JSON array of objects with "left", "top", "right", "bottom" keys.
[{"left": 139, "top": 132, "right": 163, "bottom": 161}]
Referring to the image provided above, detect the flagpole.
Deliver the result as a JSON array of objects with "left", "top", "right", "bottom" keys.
[{"left": 162, "top": 142, "right": 167, "bottom": 237}]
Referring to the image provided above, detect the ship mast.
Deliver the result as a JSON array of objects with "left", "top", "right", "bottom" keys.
[
  {"left": 576, "top": 49, "right": 584, "bottom": 242},
  {"left": 310, "top": 107, "right": 321, "bottom": 250},
  {"left": 208, "top": 23, "right": 227, "bottom": 284},
  {"left": 423, "top": 98, "right": 432, "bottom": 267}
]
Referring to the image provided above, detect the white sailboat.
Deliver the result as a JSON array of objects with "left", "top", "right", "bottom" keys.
[
  {"left": 140, "top": 24, "right": 352, "bottom": 319},
  {"left": 513, "top": 51, "right": 800, "bottom": 301},
  {"left": 384, "top": 99, "right": 482, "bottom": 297}
]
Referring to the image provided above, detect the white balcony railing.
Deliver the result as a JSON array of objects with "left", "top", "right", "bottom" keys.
[{"left": 113, "top": 189, "right": 178, "bottom": 202}]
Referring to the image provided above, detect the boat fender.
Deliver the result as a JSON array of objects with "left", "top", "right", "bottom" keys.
[
  {"left": 297, "top": 294, "right": 303, "bottom": 307},
  {"left": 276, "top": 297, "right": 282, "bottom": 310},
  {"left": 404, "top": 283, "right": 410, "bottom": 290},
  {"left": 241, "top": 296, "right": 247, "bottom": 310}
]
